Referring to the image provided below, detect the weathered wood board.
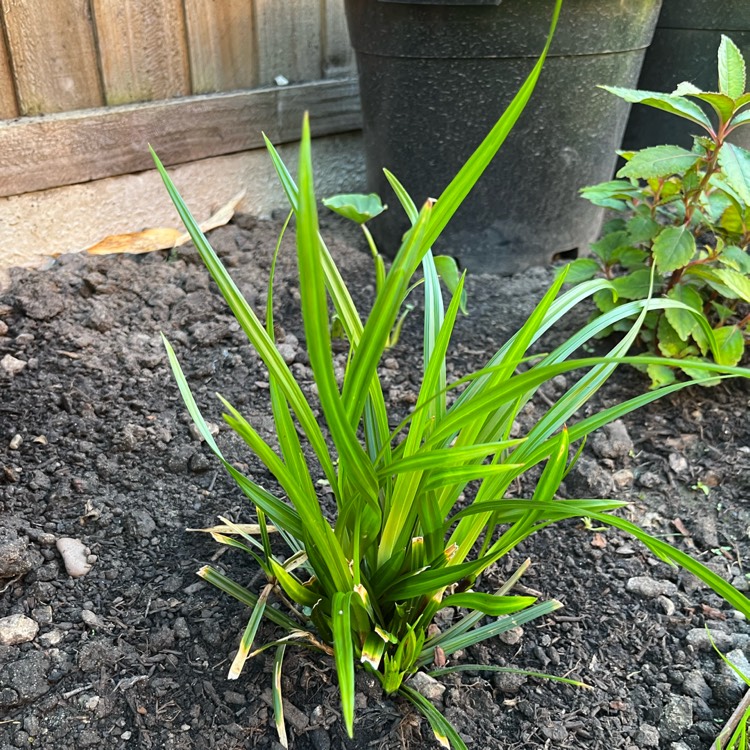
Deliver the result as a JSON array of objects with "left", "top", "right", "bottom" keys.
[
  {"left": 184, "top": 0, "right": 258, "bottom": 93},
  {"left": 0, "top": 79, "right": 361, "bottom": 197},
  {"left": 1, "top": 0, "right": 103, "bottom": 115},
  {"left": 92, "top": 0, "right": 191, "bottom": 105},
  {"left": 255, "top": 0, "right": 322, "bottom": 85}
]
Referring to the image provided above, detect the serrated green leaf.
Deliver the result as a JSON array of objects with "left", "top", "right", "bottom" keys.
[
  {"left": 719, "top": 245, "right": 750, "bottom": 273},
  {"left": 666, "top": 284, "right": 705, "bottom": 340},
  {"left": 601, "top": 86, "right": 714, "bottom": 130},
  {"left": 593, "top": 287, "right": 617, "bottom": 313},
  {"left": 646, "top": 363, "right": 678, "bottom": 389},
  {"left": 590, "top": 231, "right": 631, "bottom": 264},
  {"left": 657, "top": 315, "right": 690, "bottom": 357},
  {"left": 689, "top": 92, "right": 737, "bottom": 124},
  {"left": 611, "top": 269, "right": 653, "bottom": 300},
  {"left": 713, "top": 267, "right": 750, "bottom": 303},
  {"left": 580, "top": 180, "right": 639, "bottom": 210},
  {"left": 718, "top": 35, "right": 746, "bottom": 100},
  {"left": 626, "top": 214, "right": 660, "bottom": 244},
  {"left": 557, "top": 258, "right": 600, "bottom": 283},
  {"left": 652, "top": 225, "right": 696, "bottom": 273},
  {"left": 618, "top": 146, "right": 701, "bottom": 180},
  {"left": 718, "top": 143, "right": 750, "bottom": 205},
  {"left": 711, "top": 301, "right": 737, "bottom": 324},
  {"left": 618, "top": 247, "right": 649, "bottom": 271},
  {"left": 322, "top": 193, "right": 385, "bottom": 224},
  {"left": 730, "top": 109, "right": 750, "bottom": 128},
  {"left": 713, "top": 325, "right": 745, "bottom": 365}
]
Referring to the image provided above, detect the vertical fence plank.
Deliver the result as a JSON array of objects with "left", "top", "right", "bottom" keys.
[
  {"left": 183, "top": 0, "right": 257, "bottom": 94},
  {"left": 323, "top": 0, "right": 355, "bottom": 79},
  {"left": 92, "top": 0, "right": 190, "bottom": 105},
  {"left": 0, "top": 25, "right": 17, "bottom": 118},
  {"left": 1, "top": 0, "right": 102, "bottom": 115},
  {"left": 255, "top": 0, "right": 322, "bottom": 85}
]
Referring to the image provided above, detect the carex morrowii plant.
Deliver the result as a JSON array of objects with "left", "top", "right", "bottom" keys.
[
  {"left": 571, "top": 35, "right": 750, "bottom": 387},
  {"left": 152, "top": 4, "right": 750, "bottom": 748}
]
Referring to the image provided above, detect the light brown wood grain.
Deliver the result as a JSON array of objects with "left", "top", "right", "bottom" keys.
[
  {"left": 1, "top": 0, "right": 102, "bottom": 115},
  {"left": 92, "top": 0, "right": 190, "bottom": 105},
  {"left": 323, "top": 0, "right": 355, "bottom": 79},
  {"left": 0, "top": 22, "right": 18, "bottom": 118},
  {"left": 184, "top": 0, "right": 257, "bottom": 94},
  {"left": 0, "top": 79, "right": 360, "bottom": 197},
  {"left": 255, "top": 0, "right": 322, "bottom": 85}
]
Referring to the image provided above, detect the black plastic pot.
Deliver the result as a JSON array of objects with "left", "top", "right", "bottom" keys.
[
  {"left": 343, "top": 0, "right": 663, "bottom": 274},
  {"left": 623, "top": 0, "right": 750, "bottom": 152}
]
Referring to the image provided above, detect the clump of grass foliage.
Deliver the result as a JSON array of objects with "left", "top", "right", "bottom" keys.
[{"left": 152, "top": 1, "right": 750, "bottom": 746}]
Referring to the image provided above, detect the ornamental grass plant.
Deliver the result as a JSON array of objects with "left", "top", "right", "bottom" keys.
[{"left": 151, "top": 1, "right": 750, "bottom": 746}]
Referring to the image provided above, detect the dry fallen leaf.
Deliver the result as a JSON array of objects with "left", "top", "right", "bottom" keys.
[{"left": 85, "top": 191, "right": 246, "bottom": 256}]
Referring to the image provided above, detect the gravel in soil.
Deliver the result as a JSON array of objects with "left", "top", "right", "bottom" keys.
[{"left": 1, "top": 215, "right": 750, "bottom": 749}]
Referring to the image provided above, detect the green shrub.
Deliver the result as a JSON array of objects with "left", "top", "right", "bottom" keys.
[
  {"left": 152, "top": 6, "right": 750, "bottom": 749},
  {"left": 571, "top": 35, "right": 750, "bottom": 387}
]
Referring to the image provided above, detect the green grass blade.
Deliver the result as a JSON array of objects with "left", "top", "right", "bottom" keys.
[
  {"left": 161, "top": 335, "right": 304, "bottom": 535},
  {"left": 428, "top": 664, "right": 591, "bottom": 689},
  {"left": 273, "top": 644, "right": 288, "bottom": 748},
  {"left": 197, "top": 565, "right": 300, "bottom": 630},
  {"left": 151, "top": 149, "right": 338, "bottom": 492},
  {"left": 228, "top": 583, "right": 272, "bottom": 679},
  {"left": 440, "top": 593, "right": 536, "bottom": 616},
  {"left": 332, "top": 591, "right": 355, "bottom": 737},
  {"left": 295, "top": 115, "right": 380, "bottom": 512},
  {"left": 399, "top": 683, "right": 467, "bottom": 749}
]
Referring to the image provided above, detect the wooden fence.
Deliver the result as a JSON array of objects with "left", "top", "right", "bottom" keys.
[{"left": 0, "top": 0, "right": 360, "bottom": 197}]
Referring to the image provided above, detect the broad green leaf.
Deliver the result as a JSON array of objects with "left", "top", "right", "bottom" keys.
[
  {"left": 684, "top": 265, "right": 737, "bottom": 298},
  {"left": 666, "top": 284, "right": 704, "bottom": 340},
  {"left": 322, "top": 193, "right": 385, "bottom": 224},
  {"left": 332, "top": 592, "right": 355, "bottom": 738},
  {"left": 611, "top": 269, "right": 653, "bottom": 300},
  {"left": 711, "top": 301, "right": 737, "bottom": 324},
  {"left": 714, "top": 326, "right": 745, "bottom": 366},
  {"left": 652, "top": 225, "right": 696, "bottom": 273},
  {"left": 718, "top": 143, "right": 750, "bottom": 205},
  {"left": 557, "top": 258, "right": 600, "bottom": 283},
  {"left": 626, "top": 214, "right": 660, "bottom": 244},
  {"left": 590, "top": 231, "right": 631, "bottom": 264},
  {"left": 719, "top": 245, "right": 750, "bottom": 273},
  {"left": 714, "top": 267, "right": 750, "bottom": 303},
  {"left": 718, "top": 35, "right": 746, "bottom": 100},
  {"left": 688, "top": 92, "right": 737, "bottom": 124},
  {"left": 601, "top": 86, "right": 713, "bottom": 130},
  {"left": 730, "top": 109, "right": 750, "bottom": 128},
  {"left": 433, "top": 255, "right": 468, "bottom": 314},
  {"left": 580, "top": 180, "right": 640, "bottom": 211},
  {"left": 647, "top": 363, "right": 678, "bottom": 389},
  {"left": 618, "top": 247, "right": 649, "bottom": 271},
  {"left": 618, "top": 145, "right": 701, "bottom": 180},
  {"left": 720, "top": 204, "right": 747, "bottom": 235},
  {"left": 657, "top": 315, "right": 690, "bottom": 357}
]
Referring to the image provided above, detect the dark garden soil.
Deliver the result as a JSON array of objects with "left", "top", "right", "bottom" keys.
[{"left": 1, "top": 215, "right": 750, "bottom": 750}]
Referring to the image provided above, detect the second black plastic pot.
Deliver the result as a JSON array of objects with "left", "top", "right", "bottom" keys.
[{"left": 344, "top": 0, "right": 663, "bottom": 274}]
